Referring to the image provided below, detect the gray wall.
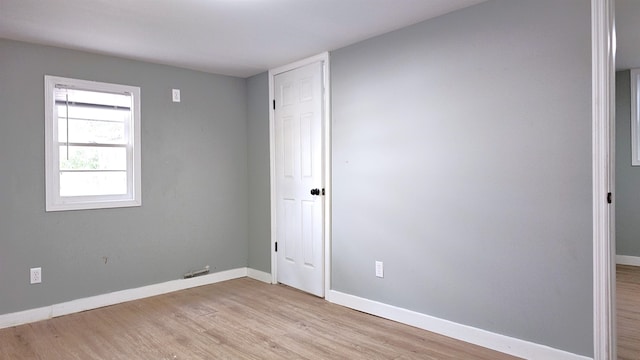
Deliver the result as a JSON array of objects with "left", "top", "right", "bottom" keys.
[
  {"left": 0, "top": 1, "right": 595, "bottom": 356},
  {"left": 0, "top": 39, "right": 249, "bottom": 315},
  {"left": 615, "top": 70, "right": 640, "bottom": 256},
  {"left": 246, "top": 72, "right": 271, "bottom": 272},
  {"left": 330, "top": 0, "right": 592, "bottom": 356}
]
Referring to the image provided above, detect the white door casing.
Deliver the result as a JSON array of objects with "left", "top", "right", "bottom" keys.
[
  {"left": 272, "top": 60, "right": 325, "bottom": 297},
  {"left": 592, "top": 0, "right": 615, "bottom": 359}
]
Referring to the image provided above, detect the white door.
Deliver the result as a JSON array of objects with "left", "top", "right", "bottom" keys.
[{"left": 274, "top": 61, "right": 324, "bottom": 297}]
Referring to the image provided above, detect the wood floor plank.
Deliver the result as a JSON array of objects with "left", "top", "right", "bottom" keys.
[
  {"left": 0, "top": 278, "right": 520, "bottom": 359},
  {"left": 617, "top": 264, "right": 640, "bottom": 360}
]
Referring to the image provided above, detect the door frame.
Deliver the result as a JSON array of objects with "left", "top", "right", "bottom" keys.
[
  {"left": 268, "top": 52, "right": 331, "bottom": 296},
  {"left": 592, "top": 0, "right": 616, "bottom": 358}
]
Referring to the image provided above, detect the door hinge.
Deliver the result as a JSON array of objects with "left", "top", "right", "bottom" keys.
[
  {"left": 275, "top": 242, "right": 278, "bottom": 252},
  {"left": 607, "top": 192, "right": 612, "bottom": 204},
  {"left": 322, "top": 188, "right": 325, "bottom": 196},
  {"left": 273, "top": 99, "right": 276, "bottom": 110}
]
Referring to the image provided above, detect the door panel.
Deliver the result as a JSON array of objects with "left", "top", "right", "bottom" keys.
[{"left": 301, "top": 199, "right": 315, "bottom": 266}]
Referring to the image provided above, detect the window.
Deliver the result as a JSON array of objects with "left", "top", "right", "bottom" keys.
[{"left": 44, "top": 75, "right": 141, "bottom": 211}]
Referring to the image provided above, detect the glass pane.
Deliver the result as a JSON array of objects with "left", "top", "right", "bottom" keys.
[
  {"left": 60, "top": 171, "right": 127, "bottom": 196},
  {"left": 55, "top": 88, "right": 131, "bottom": 108},
  {"left": 58, "top": 117, "right": 125, "bottom": 144},
  {"left": 58, "top": 104, "right": 129, "bottom": 123},
  {"left": 59, "top": 146, "right": 127, "bottom": 171}
]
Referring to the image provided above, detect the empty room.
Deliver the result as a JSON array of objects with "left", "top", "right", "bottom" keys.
[{"left": 0, "top": 1, "right": 618, "bottom": 359}]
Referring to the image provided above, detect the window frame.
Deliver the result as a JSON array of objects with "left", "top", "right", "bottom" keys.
[{"left": 44, "top": 75, "right": 141, "bottom": 211}]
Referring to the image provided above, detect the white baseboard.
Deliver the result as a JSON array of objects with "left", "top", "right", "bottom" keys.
[
  {"left": 247, "top": 268, "right": 272, "bottom": 283},
  {"left": 0, "top": 306, "right": 53, "bottom": 330},
  {"left": 0, "top": 267, "right": 248, "bottom": 330},
  {"left": 616, "top": 255, "right": 640, "bottom": 266},
  {"left": 326, "top": 290, "right": 591, "bottom": 360}
]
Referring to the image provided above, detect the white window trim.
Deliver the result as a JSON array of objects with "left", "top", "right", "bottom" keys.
[
  {"left": 44, "top": 75, "right": 142, "bottom": 211},
  {"left": 631, "top": 69, "right": 640, "bottom": 166}
]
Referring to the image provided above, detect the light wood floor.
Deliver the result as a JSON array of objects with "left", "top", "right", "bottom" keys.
[
  {"left": 618, "top": 264, "right": 640, "bottom": 360},
  {"left": 0, "top": 278, "right": 520, "bottom": 360}
]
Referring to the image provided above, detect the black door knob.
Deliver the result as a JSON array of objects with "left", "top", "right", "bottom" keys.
[{"left": 310, "top": 188, "right": 320, "bottom": 196}]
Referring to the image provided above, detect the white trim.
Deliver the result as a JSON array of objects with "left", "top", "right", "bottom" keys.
[
  {"left": 268, "top": 67, "right": 277, "bottom": 285},
  {"left": 268, "top": 52, "right": 331, "bottom": 296},
  {"left": 327, "top": 290, "right": 591, "bottom": 360},
  {"left": 591, "top": 0, "right": 616, "bottom": 359},
  {"left": 0, "top": 306, "right": 53, "bottom": 329},
  {"left": 616, "top": 255, "right": 640, "bottom": 266},
  {"left": 269, "top": 53, "right": 329, "bottom": 77},
  {"left": 0, "top": 267, "right": 247, "bottom": 330},
  {"left": 44, "top": 75, "right": 142, "bottom": 212},
  {"left": 247, "top": 268, "right": 273, "bottom": 283},
  {"left": 631, "top": 69, "right": 640, "bottom": 166},
  {"left": 322, "top": 56, "right": 332, "bottom": 297}
]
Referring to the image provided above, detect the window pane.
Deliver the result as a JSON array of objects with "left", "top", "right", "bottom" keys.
[
  {"left": 59, "top": 146, "right": 127, "bottom": 171},
  {"left": 58, "top": 117, "right": 126, "bottom": 144},
  {"left": 55, "top": 88, "right": 131, "bottom": 108},
  {"left": 60, "top": 171, "right": 127, "bottom": 196},
  {"left": 57, "top": 104, "right": 129, "bottom": 123}
]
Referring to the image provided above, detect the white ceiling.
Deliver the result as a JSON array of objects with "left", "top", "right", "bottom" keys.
[{"left": 0, "top": 0, "right": 486, "bottom": 78}]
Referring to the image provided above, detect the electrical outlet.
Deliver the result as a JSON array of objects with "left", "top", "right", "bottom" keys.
[
  {"left": 30, "top": 267, "right": 42, "bottom": 284},
  {"left": 375, "top": 261, "right": 384, "bottom": 278},
  {"left": 172, "top": 89, "right": 181, "bottom": 102}
]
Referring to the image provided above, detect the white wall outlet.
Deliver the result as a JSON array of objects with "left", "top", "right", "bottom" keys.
[
  {"left": 172, "top": 89, "right": 181, "bottom": 102},
  {"left": 30, "top": 267, "right": 42, "bottom": 284},
  {"left": 375, "top": 261, "right": 384, "bottom": 278}
]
